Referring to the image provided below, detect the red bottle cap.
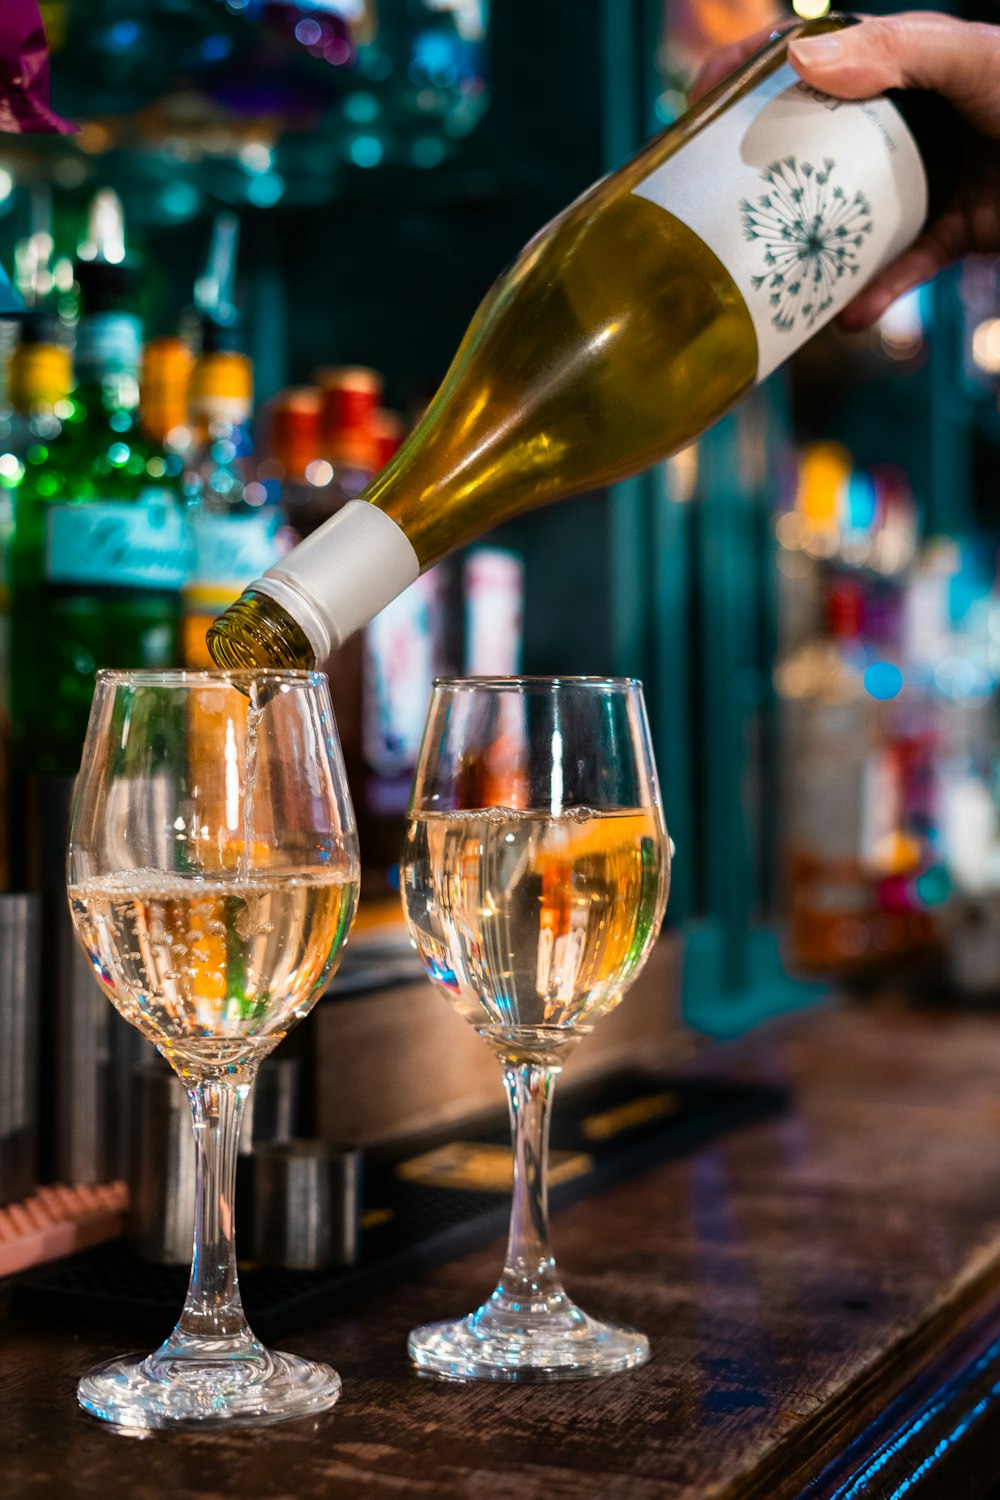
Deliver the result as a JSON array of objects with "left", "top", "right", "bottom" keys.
[{"left": 271, "top": 387, "right": 321, "bottom": 479}]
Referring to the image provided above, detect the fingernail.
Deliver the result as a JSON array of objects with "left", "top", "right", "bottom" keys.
[{"left": 789, "top": 34, "right": 844, "bottom": 66}]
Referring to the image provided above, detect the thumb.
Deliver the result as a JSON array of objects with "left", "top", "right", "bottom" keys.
[{"left": 788, "top": 12, "right": 1000, "bottom": 136}]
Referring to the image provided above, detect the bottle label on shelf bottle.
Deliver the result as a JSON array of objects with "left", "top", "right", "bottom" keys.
[
  {"left": 634, "top": 64, "right": 927, "bottom": 382},
  {"left": 74, "top": 314, "right": 143, "bottom": 376},
  {"left": 184, "top": 511, "right": 285, "bottom": 613},
  {"left": 46, "top": 491, "right": 191, "bottom": 590}
]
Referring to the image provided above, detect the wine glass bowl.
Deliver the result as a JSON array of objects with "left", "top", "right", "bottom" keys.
[
  {"left": 401, "top": 676, "right": 670, "bottom": 1381},
  {"left": 67, "top": 668, "right": 359, "bottom": 1431}
]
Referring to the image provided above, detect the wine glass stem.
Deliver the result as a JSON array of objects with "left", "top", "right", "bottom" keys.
[
  {"left": 496, "top": 1061, "right": 564, "bottom": 1309},
  {"left": 176, "top": 1070, "right": 258, "bottom": 1340}
]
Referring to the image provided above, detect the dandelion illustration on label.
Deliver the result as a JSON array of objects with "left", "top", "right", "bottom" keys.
[{"left": 740, "top": 157, "right": 874, "bottom": 332}]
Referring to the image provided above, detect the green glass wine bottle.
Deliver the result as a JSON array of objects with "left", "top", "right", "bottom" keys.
[{"left": 208, "top": 15, "right": 955, "bottom": 672}]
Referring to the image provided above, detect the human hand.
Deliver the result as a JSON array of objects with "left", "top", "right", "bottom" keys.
[{"left": 691, "top": 13, "right": 1000, "bottom": 329}]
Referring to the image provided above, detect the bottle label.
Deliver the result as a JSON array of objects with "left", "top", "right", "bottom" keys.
[
  {"left": 633, "top": 64, "right": 927, "bottom": 382},
  {"left": 46, "top": 491, "right": 191, "bottom": 590},
  {"left": 74, "top": 313, "right": 143, "bottom": 375},
  {"left": 185, "top": 511, "right": 284, "bottom": 613}
]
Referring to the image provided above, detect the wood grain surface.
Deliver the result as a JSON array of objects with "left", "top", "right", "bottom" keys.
[{"left": 6, "top": 1000, "right": 1000, "bottom": 1500}]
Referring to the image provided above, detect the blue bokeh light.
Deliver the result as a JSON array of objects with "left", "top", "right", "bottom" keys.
[
  {"left": 915, "top": 866, "right": 951, "bottom": 907},
  {"left": 844, "top": 469, "right": 877, "bottom": 533},
  {"left": 349, "top": 134, "right": 384, "bottom": 168},
  {"left": 107, "top": 20, "right": 140, "bottom": 51},
  {"left": 247, "top": 172, "right": 285, "bottom": 207},
  {"left": 864, "top": 661, "right": 903, "bottom": 700},
  {"left": 200, "top": 34, "right": 233, "bottom": 62},
  {"left": 160, "top": 182, "right": 200, "bottom": 220}
]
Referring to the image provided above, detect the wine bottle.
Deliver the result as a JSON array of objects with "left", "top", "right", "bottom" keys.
[{"left": 207, "top": 15, "right": 955, "bottom": 672}]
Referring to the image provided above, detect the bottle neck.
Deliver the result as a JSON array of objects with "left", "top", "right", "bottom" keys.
[
  {"left": 256, "top": 499, "right": 421, "bottom": 659},
  {"left": 189, "top": 405, "right": 256, "bottom": 512},
  {"left": 75, "top": 309, "right": 143, "bottom": 424}
]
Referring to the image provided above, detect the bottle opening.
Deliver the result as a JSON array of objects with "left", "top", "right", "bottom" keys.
[{"left": 206, "top": 588, "right": 316, "bottom": 671}]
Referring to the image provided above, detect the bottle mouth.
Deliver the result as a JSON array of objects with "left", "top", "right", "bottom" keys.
[
  {"left": 206, "top": 588, "right": 318, "bottom": 672},
  {"left": 205, "top": 601, "right": 273, "bottom": 670}
]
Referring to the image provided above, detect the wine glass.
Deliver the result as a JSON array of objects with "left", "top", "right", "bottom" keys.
[
  {"left": 67, "top": 669, "right": 359, "bottom": 1432},
  {"left": 401, "top": 676, "right": 670, "bottom": 1381}
]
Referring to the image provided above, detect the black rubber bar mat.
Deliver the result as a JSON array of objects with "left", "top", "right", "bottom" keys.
[{"left": 9, "top": 1071, "right": 786, "bottom": 1343}]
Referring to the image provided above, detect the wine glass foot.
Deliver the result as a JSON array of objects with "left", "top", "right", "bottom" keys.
[
  {"left": 408, "top": 1308, "right": 650, "bottom": 1383},
  {"left": 77, "top": 1344, "right": 341, "bottom": 1433}
]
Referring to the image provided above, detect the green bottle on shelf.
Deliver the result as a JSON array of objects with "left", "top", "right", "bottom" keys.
[
  {"left": 9, "top": 189, "right": 190, "bottom": 779},
  {"left": 0, "top": 312, "right": 73, "bottom": 885}
]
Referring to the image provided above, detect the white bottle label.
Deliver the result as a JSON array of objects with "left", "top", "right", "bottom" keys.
[{"left": 633, "top": 64, "right": 928, "bottom": 381}]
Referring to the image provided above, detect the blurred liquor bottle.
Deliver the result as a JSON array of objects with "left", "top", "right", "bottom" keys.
[
  {"left": 273, "top": 380, "right": 405, "bottom": 542},
  {"left": 316, "top": 365, "right": 382, "bottom": 523},
  {"left": 0, "top": 314, "right": 72, "bottom": 887},
  {"left": 270, "top": 366, "right": 383, "bottom": 543},
  {"left": 181, "top": 328, "right": 284, "bottom": 668},
  {"left": 777, "top": 576, "right": 936, "bottom": 973},
  {"left": 12, "top": 191, "right": 190, "bottom": 783},
  {"left": 140, "top": 334, "right": 193, "bottom": 492},
  {"left": 268, "top": 386, "right": 323, "bottom": 529}
]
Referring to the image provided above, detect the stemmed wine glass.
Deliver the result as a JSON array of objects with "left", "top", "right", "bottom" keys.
[
  {"left": 401, "top": 676, "right": 671, "bottom": 1381},
  {"left": 67, "top": 669, "right": 359, "bottom": 1432}
]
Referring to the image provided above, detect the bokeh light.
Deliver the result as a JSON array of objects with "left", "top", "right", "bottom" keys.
[
  {"left": 863, "top": 661, "right": 903, "bottom": 700},
  {"left": 971, "top": 318, "right": 1000, "bottom": 374}
]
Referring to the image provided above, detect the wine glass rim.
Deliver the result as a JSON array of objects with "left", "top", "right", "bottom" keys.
[
  {"left": 431, "top": 674, "right": 643, "bottom": 691},
  {"left": 93, "top": 667, "right": 326, "bottom": 688}
]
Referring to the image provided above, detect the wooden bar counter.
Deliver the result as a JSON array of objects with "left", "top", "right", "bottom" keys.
[{"left": 7, "top": 1000, "right": 1000, "bottom": 1499}]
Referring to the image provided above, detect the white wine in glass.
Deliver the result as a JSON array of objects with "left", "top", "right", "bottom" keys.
[
  {"left": 69, "top": 870, "right": 356, "bottom": 1072},
  {"left": 401, "top": 677, "right": 670, "bottom": 1381},
  {"left": 67, "top": 669, "right": 359, "bottom": 1432}
]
